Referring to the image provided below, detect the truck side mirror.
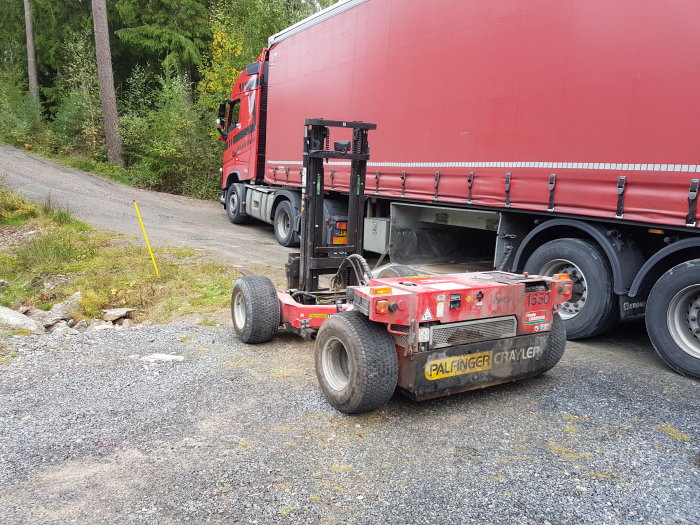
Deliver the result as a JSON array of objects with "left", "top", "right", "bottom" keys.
[{"left": 217, "top": 100, "right": 230, "bottom": 140}]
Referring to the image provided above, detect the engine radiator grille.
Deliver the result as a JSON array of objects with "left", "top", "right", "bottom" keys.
[{"left": 429, "top": 316, "right": 517, "bottom": 349}]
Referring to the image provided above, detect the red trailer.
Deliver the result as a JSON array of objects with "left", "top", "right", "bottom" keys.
[{"left": 216, "top": 0, "right": 700, "bottom": 378}]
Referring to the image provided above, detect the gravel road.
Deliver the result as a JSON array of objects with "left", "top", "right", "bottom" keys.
[
  {"left": 0, "top": 145, "right": 292, "bottom": 279},
  {"left": 1, "top": 318, "right": 698, "bottom": 524},
  {"left": 1, "top": 145, "right": 698, "bottom": 523}
]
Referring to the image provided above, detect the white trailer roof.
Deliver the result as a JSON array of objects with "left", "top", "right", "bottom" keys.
[{"left": 268, "top": 0, "right": 369, "bottom": 47}]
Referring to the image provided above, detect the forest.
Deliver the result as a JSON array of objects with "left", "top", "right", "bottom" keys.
[{"left": 0, "top": 0, "right": 333, "bottom": 199}]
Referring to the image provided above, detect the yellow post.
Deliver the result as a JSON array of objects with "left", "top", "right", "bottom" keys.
[{"left": 133, "top": 200, "right": 160, "bottom": 278}]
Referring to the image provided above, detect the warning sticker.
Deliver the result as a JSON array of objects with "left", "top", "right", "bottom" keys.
[
  {"left": 421, "top": 307, "right": 434, "bottom": 321},
  {"left": 425, "top": 351, "right": 493, "bottom": 380},
  {"left": 309, "top": 313, "right": 329, "bottom": 319}
]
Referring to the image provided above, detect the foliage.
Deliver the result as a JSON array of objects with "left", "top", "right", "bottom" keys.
[{"left": 0, "top": 0, "right": 332, "bottom": 199}]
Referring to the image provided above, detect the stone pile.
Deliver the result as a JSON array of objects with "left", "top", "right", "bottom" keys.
[{"left": 0, "top": 291, "right": 136, "bottom": 335}]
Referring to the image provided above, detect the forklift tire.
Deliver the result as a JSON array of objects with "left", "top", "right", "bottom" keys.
[
  {"left": 645, "top": 260, "right": 700, "bottom": 379},
  {"left": 231, "top": 275, "right": 280, "bottom": 344},
  {"left": 523, "top": 238, "right": 618, "bottom": 339},
  {"left": 226, "top": 183, "right": 248, "bottom": 224},
  {"left": 374, "top": 264, "right": 420, "bottom": 278},
  {"left": 540, "top": 313, "right": 567, "bottom": 373},
  {"left": 315, "top": 311, "right": 398, "bottom": 414},
  {"left": 274, "top": 200, "right": 300, "bottom": 247}
]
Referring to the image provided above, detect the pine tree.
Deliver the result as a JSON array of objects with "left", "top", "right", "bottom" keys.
[
  {"left": 23, "top": 0, "right": 39, "bottom": 101},
  {"left": 92, "top": 0, "right": 124, "bottom": 166}
]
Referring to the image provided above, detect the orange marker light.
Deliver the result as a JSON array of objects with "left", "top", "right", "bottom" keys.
[
  {"left": 376, "top": 300, "right": 390, "bottom": 314},
  {"left": 370, "top": 286, "right": 392, "bottom": 295},
  {"left": 554, "top": 273, "right": 570, "bottom": 280}
]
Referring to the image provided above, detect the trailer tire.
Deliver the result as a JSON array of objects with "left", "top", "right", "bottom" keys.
[
  {"left": 374, "top": 264, "right": 420, "bottom": 278},
  {"left": 523, "top": 238, "right": 618, "bottom": 339},
  {"left": 645, "top": 260, "right": 700, "bottom": 379},
  {"left": 274, "top": 200, "right": 300, "bottom": 247},
  {"left": 315, "top": 311, "right": 398, "bottom": 414},
  {"left": 226, "top": 183, "right": 248, "bottom": 224},
  {"left": 231, "top": 275, "right": 280, "bottom": 344},
  {"left": 540, "top": 313, "right": 567, "bottom": 373}
]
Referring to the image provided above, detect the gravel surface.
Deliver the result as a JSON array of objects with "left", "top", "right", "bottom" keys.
[{"left": 1, "top": 317, "right": 697, "bottom": 524}]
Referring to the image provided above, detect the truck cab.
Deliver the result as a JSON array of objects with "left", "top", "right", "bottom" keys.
[{"left": 217, "top": 58, "right": 266, "bottom": 198}]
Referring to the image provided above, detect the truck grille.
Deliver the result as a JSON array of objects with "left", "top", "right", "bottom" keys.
[{"left": 429, "top": 316, "right": 517, "bottom": 349}]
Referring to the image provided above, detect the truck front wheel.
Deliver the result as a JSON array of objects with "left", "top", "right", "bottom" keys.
[
  {"left": 315, "top": 311, "right": 398, "bottom": 414},
  {"left": 274, "top": 200, "right": 300, "bottom": 247},
  {"left": 645, "top": 260, "right": 700, "bottom": 379},
  {"left": 523, "top": 238, "right": 618, "bottom": 339},
  {"left": 231, "top": 275, "right": 280, "bottom": 344},
  {"left": 226, "top": 183, "right": 248, "bottom": 224}
]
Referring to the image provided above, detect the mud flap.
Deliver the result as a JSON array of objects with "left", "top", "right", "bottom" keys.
[{"left": 398, "top": 333, "right": 552, "bottom": 400}]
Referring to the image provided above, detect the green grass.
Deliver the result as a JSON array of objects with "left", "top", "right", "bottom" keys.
[{"left": 0, "top": 187, "right": 238, "bottom": 322}]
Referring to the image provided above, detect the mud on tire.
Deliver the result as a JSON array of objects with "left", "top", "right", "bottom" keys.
[{"left": 314, "top": 311, "right": 398, "bottom": 414}]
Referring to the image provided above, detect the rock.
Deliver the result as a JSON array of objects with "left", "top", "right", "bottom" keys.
[
  {"left": 74, "top": 319, "right": 88, "bottom": 332},
  {"left": 50, "top": 321, "right": 80, "bottom": 336},
  {"left": 141, "top": 353, "right": 185, "bottom": 363},
  {"left": 25, "top": 291, "right": 82, "bottom": 328},
  {"left": 117, "top": 319, "right": 133, "bottom": 329},
  {"left": 0, "top": 279, "right": 8, "bottom": 288},
  {"left": 17, "top": 305, "right": 30, "bottom": 315},
  {"left": 102, "top": 308, "right": 135, "bottom": 322},
  {"left": 0, "top": 306, "right": 45, "bottom": 334},
  {"left": 50, "top": 291, "right": 82, "bottom": 320},
  {"left": 86, "top": 319, "right": 113, "bottom": 332}
]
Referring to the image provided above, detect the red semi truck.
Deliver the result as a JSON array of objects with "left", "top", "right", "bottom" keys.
[{"left": 216, "top": 0, "right": 700, "bottom": 378}]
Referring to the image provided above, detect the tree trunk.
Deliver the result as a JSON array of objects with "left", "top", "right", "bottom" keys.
[
  {"left": 23, "top": 0, "right": 39, "bottom": 101},
  {"left": 92, "top": 0, "right": 125, "bottom": 167}
]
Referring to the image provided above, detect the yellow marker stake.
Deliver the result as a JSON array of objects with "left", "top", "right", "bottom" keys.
[{"left": 133, "top": 200, "right": 160, "bottom": 278}]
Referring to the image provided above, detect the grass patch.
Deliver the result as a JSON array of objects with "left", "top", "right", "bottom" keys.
[
  {"left": 0, "top": 187, "right": 238, "bottom": 322},
  {"left": 657, "top": 425, "right": 691, "bottom": 442}
]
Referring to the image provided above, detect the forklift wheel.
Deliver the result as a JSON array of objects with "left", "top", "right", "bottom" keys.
[
  {"left": 231, "top": 275, "right": 280, "bottom": 344},
  {"left": 315, "top": 311, "right": 398, "bottom": 414},
  {"left": 541, "top": 313, "right": 567, "bottom": 373}
]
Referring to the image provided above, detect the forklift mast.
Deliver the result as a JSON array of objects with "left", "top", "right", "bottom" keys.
[{"left": 296, "top": 119, "right": 376, "bottom": 293}]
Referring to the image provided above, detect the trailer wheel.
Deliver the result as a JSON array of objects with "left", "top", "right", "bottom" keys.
[
  {"left": 645, "top": 260, "right": 700, "bottom": 379},
  {"left": 315, "top": 311, "right": 398, "bottom": 414},
  {"left": 374, "top": 264, "right": 420, "bottom": 278},
  {"left": 274, "top": 200, "right": 300, "bottom": 247},
  {"left": 524, "top": 238, "right": 618, "bottom": 339},
  {"left": 540, "top": 313, "right": 567, "bottom": 373},
  {"left": 231, "top": 275, "right": 280, "bottom": 344},
  {"left": 226, "top": 183, "right": 248, "bottom": 224}
]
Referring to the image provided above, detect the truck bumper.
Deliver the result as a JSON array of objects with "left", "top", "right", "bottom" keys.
[{"left": 398, "top": 333, "right": 552, "bottom": 400}]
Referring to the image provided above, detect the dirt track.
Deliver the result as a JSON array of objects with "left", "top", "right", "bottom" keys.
[{"left": 0, "top": 145, "right": 292, "bottom": 281}]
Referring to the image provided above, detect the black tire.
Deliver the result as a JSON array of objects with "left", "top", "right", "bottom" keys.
[
  {"left": 645, "top": 260, "right": 700, "bottom": 379},
  {"left": 540, "top": 313, "right": 567, "bottom": 373},
  {"left": 314, "top": 311, "right": 398, "bottom": 414},
  {"left": 231, "top": 275, "right": 280, "bottom": 344},
  {"left": 273, "top": 200, "right": 300, "bottom": 247},
  {"left": 226, "top": 183, "right": 248, "bottom": 224},
  {"left": 374, "top": 264, "right": 419, "bottom": 278},
  {"left": 523, "top": 238, "right": 618, "bottom": 339}
]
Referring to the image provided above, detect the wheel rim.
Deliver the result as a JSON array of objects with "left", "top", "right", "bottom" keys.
[
  {"left": 666, "top": 284, "right": 700, "bottom": 359},
  {"left": 321, "top": 336, "right": 350, "bottom": 391},
  {"left": 276, "top": 208, "right": 290, "bottom": 239},
  {"left": 539, "top": 259, "right": 587, "bottom": 320},
  {"left": 232, "top": 291, "right": 246, "bottom": 330},
  {"left": 229, "top": 189, "right": 238, "bottom": 214}
]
